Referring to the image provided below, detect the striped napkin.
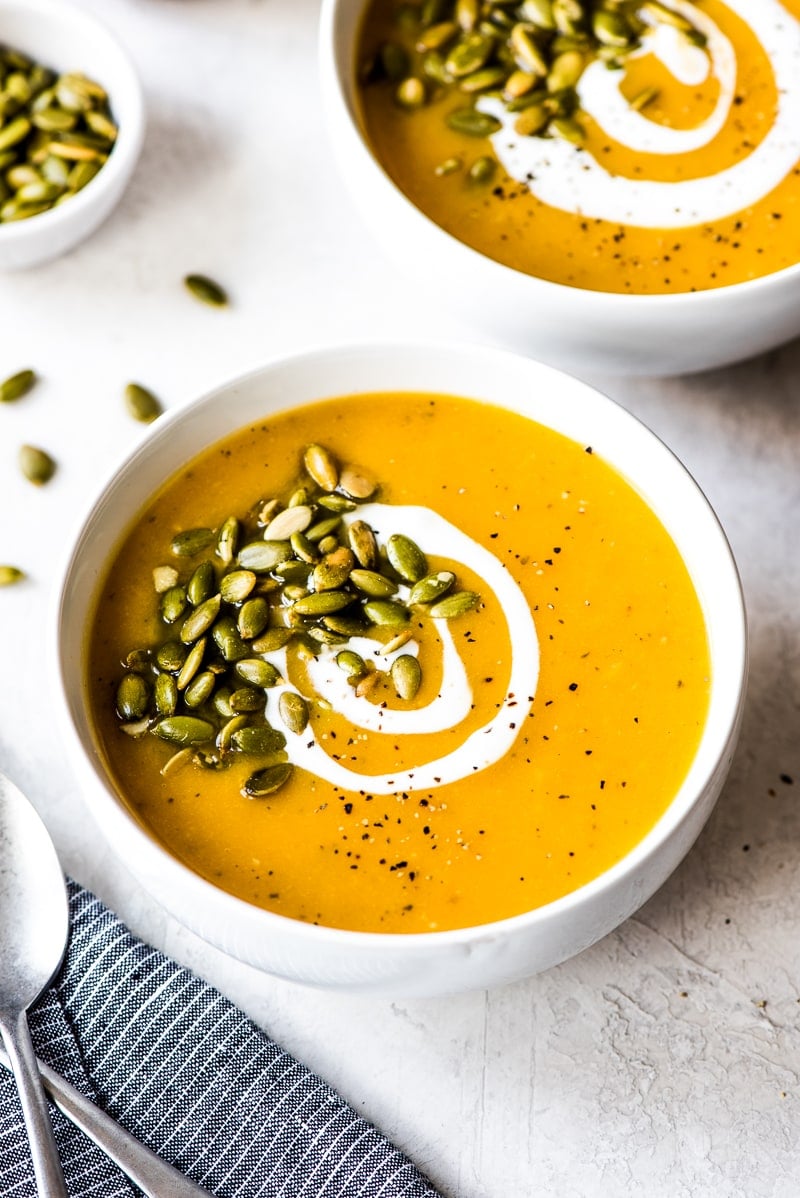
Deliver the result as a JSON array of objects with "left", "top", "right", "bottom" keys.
[{"left": 0, "top": 882, "right": 441, "bottom": 1197}]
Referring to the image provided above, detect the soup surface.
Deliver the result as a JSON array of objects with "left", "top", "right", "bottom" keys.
[
  {"left": 357, "top": 0, "right": 800, "bottom": 294},
  {"left": 88, "top": 393, "right": 710, "bottom": 933}
]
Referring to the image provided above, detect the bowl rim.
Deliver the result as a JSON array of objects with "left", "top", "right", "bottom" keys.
[
  {"left": 53, "top": 340, "right": 748, "bottom": 953},
  {"left": 0, "top": 0, "right": 145, "bottom": 244},
  {"left": 317, "top": 0, "right": 800, "bottom": 308}
]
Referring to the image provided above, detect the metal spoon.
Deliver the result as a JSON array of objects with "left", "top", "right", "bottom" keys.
[
  {"left": 0, "top": 771, "right": 69, "bottom": 1195},
  {"left": 0, "top": 773, "right": 208, "bottom": 1195}
]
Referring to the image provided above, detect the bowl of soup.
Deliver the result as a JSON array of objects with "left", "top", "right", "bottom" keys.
[
  {"left": 55, "top": 342, "right": 746, "bottom": 995},
  {"left": 320, "top": 0, "right": 800, "bottom": 375}
]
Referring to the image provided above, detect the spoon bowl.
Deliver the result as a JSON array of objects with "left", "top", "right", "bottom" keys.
[{"left": 0, "top": 771, "right": 69, "bottom": 1195}]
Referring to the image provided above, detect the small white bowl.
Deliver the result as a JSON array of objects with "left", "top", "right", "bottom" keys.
[
  {"left": 319, "top": 0, "right": 800, "bottom": 376},
  {"left": 54, "top": 343, "right": 747, "bottom": 996},
  {"left": 0, "top": 0, "right": 144, "bottom": 270}
]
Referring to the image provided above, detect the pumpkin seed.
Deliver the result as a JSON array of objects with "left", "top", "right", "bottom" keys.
[
  {"left": 505, "top": 68, "right": 537, "bottom": 98},
  {"left": 348, "top": 520, "right": 378, "bottom": 569},
  {"left": 238, "top": 596, "right": 270, "bottom": 640},
  {"left": 154, "top": 672, "right": 178, "bottom": 716},
  {"left": 640, "top": 0, "right": 693, "bottom": 30},
  {"left": 230, "top": 686, "right": 265, "bottom": 714},
  {"left": 417, "top": 20, "right": 459, "bottom": 51},
  {"left": 304, "top": 443, "right": 338, "bottom": 491},
  {"left": 387, "top": 533, "right": 428, "bottom": 582},
  {"left": 220, "top": 569, "right": 256, "bottom": 603},
  {"left": 287, "top": 531, "right": 316, "bottom": 563},
  {"left": 355, "top": 670, "right": 382, "bottom": 699},
  {"left": 313, "top": 546, "right": 355, "bottom": 591},
  {"left": 456, "top": 0, "right": 479, "bottom": 32},
  {"left": 510, "top": 24, "right": 549, "bottom": 75},
  {"left": 124, "top": 382, "right": 162, "bottom": 424},
  {"left": 120, "top": 719, "right": 150, "bottom": 739},
  {"left": 428, "top": 590, "right": 480, "bottom": 618},
  {"left": 180, "top": 594, "right": 221, "bottom": 643},
  {"left": 232, "top": 725, "right": 287, "bottom": 755},
  {"left": 116, "top": 673, "right": 150, "bottom": 720},
  {"left": 241, "top": 763, "right": 293, "bottom": 798},
  {"left": 363, "top": 599, "right": 410, "bottom": 626},
  {"left": 391, "top": 654, "right": 422, "bottom": 700},
  {"left": 264, "top": 504, "right": 313, "bottom": 540},
  {"left": 184, "top": 274, "right": 228, "bottom": 307},
  {"left": 396, "top": 76, "right": 427, "bottom": 109},
  {"left": 0, "top": 117, "right": 31, "bottom": 153},
  {"left": 468, "top": 155, "right": 496, "bottom": 183},
  {"left": 435, "top": 155, "right": 462, "bottom": 176},
  {"left": 460, "top": 67, "right": 507, "bottom": 94},
  {"left": 153, "top": 565, "right": 179, "bottom": 593},
  {"left": 446, "top": 33, "right": 494, "bottom": 78},
  {"left": 292, "top": 590, "right": 353, "bottom": 616},
  {"left": 235, "top": 658, "right": 281, "bottom": 688},
  {"left": 550, "top": 114, "right": 585, "bottom": 144},
  {"left": 171, "top": 527, "right": 214, "bottom": 557},
  {"left": 251, "top": 627, "right": 294, "bottom": 653},
  {"left": 317, "top": 494, "right": 357, "bottom": 513},
  {"left": 160, "top": 747, "right": 193, "bottom": 777},
  {"left": 216, "top": 714, "right": 247, "bottom": 751},
  {"left": 18, "top": 444, "right": 55, "bottom": 485},
  {"left": 521, "top": 0, "right": 556, "bottom": 30},
  {"left": 216, "top": 516, "right": 239, "bottom": 565},
  {"left": 184, "top": 670, "right": 215, "bottom": 708},
  {"left": 237, "top": 540, "right": 292, "bottom": 572},
  {"left": 187, "top": 560, "right": 215, "bottom": 606},
  {"left": 350, "top": 568, "right": 397, "bottom": 598},
  {"left": 337, "top": 649, "right": 367, "bottom": 677},
  {"left": 156, "top": 640, "right": 187, "bottom": 672},
  {"left": 381, "top": 629, "right": 415, "bottom": 655},
  {"left": 154, "top": 716, "right": 215, "bottom": 746},
  {"left": 422, "top": 50, "right": 452, "bottom": 85},
  {"left": 279, "top": 691, "right": 309, "bottom": 734},
  {"left": 630, "top": 86, "right": 659, "bottom": 112},
  {"left": 446, "top": 108, "right": 502, "bottom": 136},
  {"left": 323, "top": 614, "right": 369, "bottom": 637},
  {"left": 0, "top": 565, "right": 24, "bottom": 586},
  {"left": 592, "top": 9, "right": 633, "bottom": 46},
  {"left": 176, "top": 636, "right": 207, "bottom": 689},
  {"left": 68, "top": 159, "right": 102, "bottom": 191},
  {"left": 0, "top": 369, "right": 36, "bottom": 403},
  {"left": 309, "top": 626, "right": 348, "bottom": 645},
  {"left": 160, "top": 585, "right": 187, "bottom": 624},
  {"left": 514, "top": 102, "right": 549, "bottom": 135},
  {"left": 317, "top": 535, "right": 340, "bottom": 556},
  {"left": 306, "top": 515, "right": 342, "bottom": 543},
  {"left": 547, "top": 50, "right": 584, "bottom": 91},
  {"left": 213, "top": 687, "right": 235, "bottom": 720},
  {"left": 339, "top": 466, "right": 376, "bottom": 500},
  {"left": 408, "top": 570, "right": 456, "bottom": 605}
]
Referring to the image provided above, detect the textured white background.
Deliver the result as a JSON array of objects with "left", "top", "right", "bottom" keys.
[{"left": 1, "top": 1, "right": 799, "bottom": 1195}]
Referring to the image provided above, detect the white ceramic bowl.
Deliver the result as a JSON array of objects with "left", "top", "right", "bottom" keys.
[
  {"left": 0, "top": 0, "right": 144, "bottom": 270},
  {"left": 55, "top": 343, "right": 747, "bottom": 996},
  {"left": 319, "top": 0, "right": 800, "bottom": 377}
]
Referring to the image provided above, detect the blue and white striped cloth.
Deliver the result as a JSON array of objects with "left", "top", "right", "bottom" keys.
[{"left": 0, "top": 882, "right": 441, "bottom": 1197}]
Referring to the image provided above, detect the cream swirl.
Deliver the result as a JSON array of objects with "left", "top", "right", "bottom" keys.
[
  {"left": 479, "top": 0, "right": 800, "bottom": 227},
  {"left": 260, "top": 504, "right": 539, "bottom": 795}
]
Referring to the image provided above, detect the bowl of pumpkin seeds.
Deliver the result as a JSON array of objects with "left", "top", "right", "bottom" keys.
[{"left": 0, "top": 0, "right": 144, "bottom": 269}]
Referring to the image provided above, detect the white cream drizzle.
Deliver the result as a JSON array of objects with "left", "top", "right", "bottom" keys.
[
  {"left": 259, "top": 503, "right": 539, "bottom": 795},
  {"left": 478, "top": 0, "right": 800, "bottom": 227}
]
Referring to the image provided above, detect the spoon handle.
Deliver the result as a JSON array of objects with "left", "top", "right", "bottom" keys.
[
  {"left": 1, "top": 1011, "right": 68, "bottom": 1197},
  {"left": 0, "top": 1042, "right": 209, "bottom": 1196}
]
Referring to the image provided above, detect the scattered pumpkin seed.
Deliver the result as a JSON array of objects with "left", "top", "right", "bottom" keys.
[
  {"left": 154, "top": 716, "right": 215, "bottom": 746},
  {"left": 220, "top": 569, "right": 256, "bottom": 604},
  {"left": 229, "top": 686, "right": 265, "bottom": 714},
  {"left": 0, "top": 565, "right": 24, "bottom": 587},
  {"left": 391, "top": 654, "right": 422, "bottom": 701},
  {"left": 176, "top": 636, "right": 206, "bottom": 690},
  {"left": 232, "top": 725, "right": 287, "bottom": 755},
  {"left": 293, "top": 590, "right": 353, "bottom": 616},
  {"left": 171, "top": 527, "right": 215, "bottom": 557},
  {"left": 336, "top": 649, "right": 367, "bottom": 677},
  {"left": 235, "top": 658, "right": 281, "bottom": 688},
  {"left": 363, "top": 599, "right": 410, "bottom": 625},
  {"left": 125, "top": 382, "right": 162, "bottom": 424},
  {"left": 216, "top": 516, "right": 239, "bottom": 566},
  {"left": 187, "top": 561, "right": 216, "bottom": 606},
  {"left": 408, "top": 570, "right": 456, "bottom": 605},
  {"left": 468, "top": 155, "right": 496, "bottom": 183},
  {"left": 156, "top": 640, "right": 187, "bottom": 673},
  {"left": 160, "top": 747, "right": 193, "bottom": 777},
  {"left": 241, "top": 762, "right": 293, "bottom": 798},
  {"left": 339, "top": 467, "right": 376, "bottom": 500},
  {"left": 381, "top": 629, "right": 415, "bottom": 655},
  {"left": 184, "top": 274, "right": 228, "bottom": 307},
  {"left": 237, "top": 540, "right": 293, "bottom": 572},
  {"left": 348, "top": 520, "right": 378, "bottom": 569},
  {"left": 180, "top": 594, "right": 221, "bottom": 643},
  {"left": 304, "top": 443, "right": 338, "bottom": 491},
  {"left": 350, "top": 568, "right": 397, "bottom": 598},
  {"left": 184, "top": 670, "right": 215, "bottom": 708},
  {"left": 154, "top": 672, "right": 178, "bottom": 717},
  {"left": 116, "top": 673, "right": 149, "bottom": 720},
  {"left": 279, "top": 691, "right": 309, "bottom": 734},
  {"left": 446, "top": 108, "right": 502, "bottom": 137},
  {"left": 387, "top": 533, "right": 428, "bottom": 582},
  {"left": 18, "top": 444, "right": 55, "bottom": 485},
  {"left": 160, "top": 585, "right": 187, "bottom": 624},
  {"left": 238, "top": 596, "right": 270, "bottom": 640},
  {"left": 429, "top": 590, "right": 480, "bottom": 618},
  {"left": 251, "top": 627, "right": 294, "bottom": 653},
  {"left": 0, "top": 369, "right": 36, "bottom": 403}
]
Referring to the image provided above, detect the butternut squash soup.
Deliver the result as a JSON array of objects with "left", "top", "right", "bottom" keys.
[
  {"left": 88, "top": 393, "right": 710, "bottom": 933},
  {"left": 356, "top": 0, "right": 800, "bottom": 294}
]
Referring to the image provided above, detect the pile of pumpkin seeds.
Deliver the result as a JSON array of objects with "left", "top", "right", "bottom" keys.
[
  {"left": 114, "top": 442, "right": 481, "bottom": 798},
  {"left": 362, "top": 0, "right": 703, "bottom": 157},
  {"left": 0, "top": 44, "right": 116, "bottom": 224}
]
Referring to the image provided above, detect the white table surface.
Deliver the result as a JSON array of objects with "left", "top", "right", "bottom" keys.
[{"left": 1, "top": 2, "right": 799, "bottom": 1195}]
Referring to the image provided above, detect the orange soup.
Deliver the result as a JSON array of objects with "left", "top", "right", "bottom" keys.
[
  {"left": 356, "top": 0, "right": 800, "bottom": 294},
  {"left": 87, "top": 393, "right": 710, "bottom": 933}
]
